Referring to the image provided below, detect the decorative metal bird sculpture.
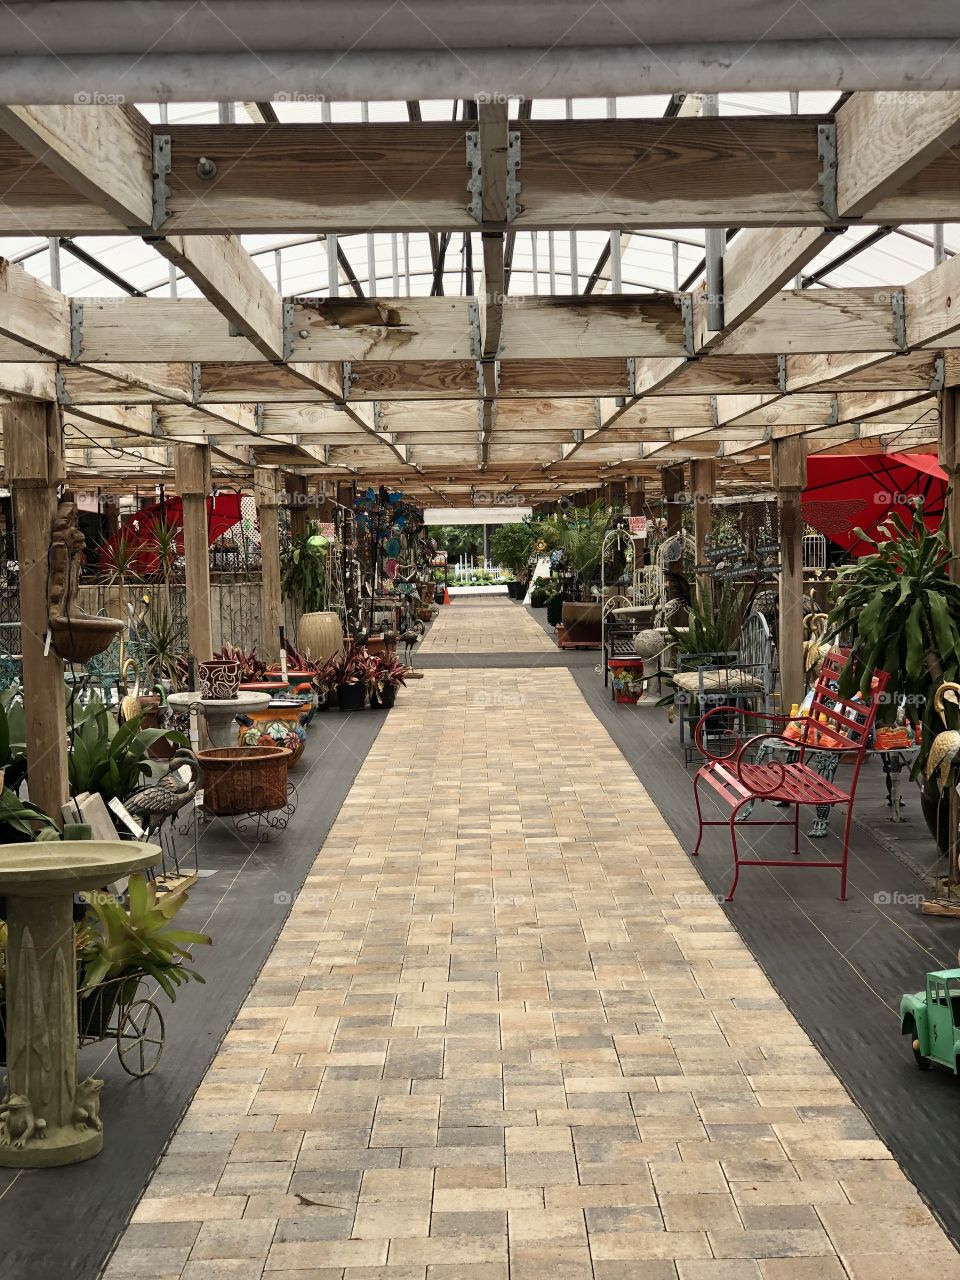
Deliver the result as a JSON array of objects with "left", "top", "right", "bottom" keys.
[
  {"left": 399, "top": 627, "right": 420, "bottom": 667},
  {"left": 926, "top": 682, "right": 960, "bottom": 786},
  {"left": 125, "top": 747, "right": 202, "bottom": 839}
]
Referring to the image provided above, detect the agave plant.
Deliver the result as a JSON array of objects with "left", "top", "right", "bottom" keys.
[
  {"left": 78, "top": 875, "right": 211, "bottom": 1002},
  {"left": 669, "top": 579, "right": 750, "bottom": 657},
  {"left": 827, "top": 504, "right": 960, "bottom": 777}
]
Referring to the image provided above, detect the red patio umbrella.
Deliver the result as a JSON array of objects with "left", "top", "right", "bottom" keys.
[
  {"left": 801, "top": 453, "right": 947, "bottom": 557},
  {"left": 113, "top": 492, "right": 243, "bottom": 574}
]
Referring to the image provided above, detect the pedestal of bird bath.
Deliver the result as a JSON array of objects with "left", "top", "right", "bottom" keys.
[
  {"left": 0, "top": 840, "right": 161, "bottom": 1167},
  {"left": 167, "top": 691, "right": 271, "bottom": 748}
]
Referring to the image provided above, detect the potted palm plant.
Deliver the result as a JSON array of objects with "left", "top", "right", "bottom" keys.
[{"left": 826, "top": 505, "right": 960, "bottom": 850}]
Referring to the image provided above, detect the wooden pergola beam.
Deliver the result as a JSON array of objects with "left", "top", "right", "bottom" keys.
[{"left": 3, "top": 110, "right": 959, "bottom": 233}]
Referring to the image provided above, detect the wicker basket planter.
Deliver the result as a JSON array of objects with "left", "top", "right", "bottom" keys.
[{"left": 196, "top": 745, "right": 290, "bottom": 816}]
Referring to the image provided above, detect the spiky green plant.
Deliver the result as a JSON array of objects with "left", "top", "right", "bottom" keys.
[
  {"left": 670, "top": 579, "right": 749, "bottom": 657},
  {"left": 78, "top": 875, "right": 211, "bottom": 1001},
  {"left": 827, "top": 504, "right": 960, "bottom": 777}
]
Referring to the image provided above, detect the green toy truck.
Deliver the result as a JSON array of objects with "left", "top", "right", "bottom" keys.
[{"left": 900, "top": 969, "right": 960, "bottom": 1072}]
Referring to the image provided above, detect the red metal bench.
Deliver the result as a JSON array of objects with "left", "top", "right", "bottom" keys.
[{"left": 690, "top": 648, "right": 890, "bottom": 901}]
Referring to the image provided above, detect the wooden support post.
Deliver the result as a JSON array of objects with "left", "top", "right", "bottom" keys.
[
  {"left": 255, "top": 467, "right": 283, "bottom": 664},
  {"left": 174, "top": 444, "right": 213, "bottom": 664},
  {"left": 939, "top": 386, "right": 960, "bottom": 579},
  {"left": 661, "top": 464, "right": 685, "bottom": 613},
  {"left": 4, "top": 399, "right": 68, "bottom": 823},
  {"left": 662, "top": 465, "right": 684, "bottom": 538},
  {"left": 771, "top": 436, "right": 808, "bottom": 711},
  {"left": 285, "top": 473, "right": 309, "bottom": 540},
  {"left": 627, "top": 477, "right": 646, "bottom": 517},
  {"left": 690, "top": 458, "right": 716, "bottom": 573},
  {"left": 607, "top": 480, "right": 627, "bottom": 510}
]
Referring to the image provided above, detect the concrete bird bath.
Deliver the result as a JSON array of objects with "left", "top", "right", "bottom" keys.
[
  {"left": 167, "top": 690, "right": 271, "bottom": 748},
  {"left": 0, "top": 840, "right": 161, "bottom": 1167}
]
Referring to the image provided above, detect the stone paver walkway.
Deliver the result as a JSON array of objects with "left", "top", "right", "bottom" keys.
[
  {"left": 108, "top": 654, "right": 959, "bottom": 1279},
  {"left": 418, "top": 596, "right": 555, "bottom": 654}
]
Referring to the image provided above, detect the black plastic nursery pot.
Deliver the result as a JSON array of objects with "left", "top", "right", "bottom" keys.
[
  {"left": 337, "top": 681, "right": 367, "bottom": 711},
  {"left": 370, "top": 684, "right": 397, "bottom": 710}
]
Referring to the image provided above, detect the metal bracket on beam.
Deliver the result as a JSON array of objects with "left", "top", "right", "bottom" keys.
[
  {"left": 151, "top": 408, "right": 161, "bottom": 437},
  {"left": 572, "top": 429, "right": 584, "bottom": 443},
  {"left": 594, "top": 400, "right": 603, "bottom": 431},
  {"left": 55, "top": 370, "right": 70, "bottom": 406},
  {"left": 373, "top": 402, "right": 383, "bottom": 431},
  {"left": 931, "top": 354, "right": 946, "bottom": 392},
  {"left": 626, "top": 358, "right": 636, "bottom": 398},
  {"left": 506, "top": 130, "right": 522, "bottom": 222},
  {"left": 151, "top": 134, "right": 172, "bottom": 231},
  {"left": 704, "top": 231, "right": 725, "bottom": 332},
  {"left": 891, "top": 289, "right": 908, "bottom": 352},
  {"left": 826, "top": 397, "right": 839, "bottom": 427},
  {"left": 255, "top": 404, "right": 265, "bottom": 433},
  {"left": 465, "top": 129, "right": 522, "bottom": 223},
  {"left": 191, "top": 362, "right": 201, "bottom": 404},
  {"left": 709, "top": 395, "right": 719, "bottom": 427},
  {"left": 282, "top": 300, "right": 295, "bottom": 362},
  {"left": 777, "top": 354, "right": 787, "bottom": 395},
  {"left": 341, "top": 361, "right": 354, "bottom": 397},
  {"left": 817, "top": 122, "right": 838, "bottom": 223},
  {"left": 477, "top": 358, "right": 499, "bottom": 397},
  {"left": 680, "top": 294, "right": 695, "bottom": 356},
  {"left": 69, "top": 301, "right": 83, "bottom": 360},
  {"left": 467, "top": 300, "right": 482, "bottom": 358}
]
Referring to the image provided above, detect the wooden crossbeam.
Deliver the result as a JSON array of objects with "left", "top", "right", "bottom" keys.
[{"left": 2, "top": 110, "right": 960, "bottom": 234}]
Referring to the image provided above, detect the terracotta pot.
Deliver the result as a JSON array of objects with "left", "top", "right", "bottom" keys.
[{"left": 198, "top": 659, "right": 241, "bottom": 700}]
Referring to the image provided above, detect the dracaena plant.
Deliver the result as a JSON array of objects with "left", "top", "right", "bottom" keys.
[{"left": 827, "top": 504, "right": 960, "bottom": 778}]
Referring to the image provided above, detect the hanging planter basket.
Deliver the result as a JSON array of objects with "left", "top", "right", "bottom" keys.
[{"left": 50, "top": 614, "right": 123, "bottom": 664}]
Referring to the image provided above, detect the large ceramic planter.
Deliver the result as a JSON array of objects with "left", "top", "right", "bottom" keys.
[
  {"left": 264, "top": 672, "right": 319, "bottom": 722},
  {"left": 198, "top": 659, "right": 241, "bottom": 700},
  {"left": 237, "top": 698, "right": 309, "bottom": 765}
]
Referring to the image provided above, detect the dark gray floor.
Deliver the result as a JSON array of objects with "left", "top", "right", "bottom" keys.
[
  {"left": 575, "top": 670, "right": 960, "bottom": 1246},
  {"left": 0, "top": 704, "right": 385, "bottom": 1280}
]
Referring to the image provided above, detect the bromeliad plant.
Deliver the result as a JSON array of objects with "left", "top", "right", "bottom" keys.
[
  {"left": 827, "top": 505, "right": 960, "bottom": 778},
  {"left": 77, "top": 875, "right": 211, "bottom": 1002}
]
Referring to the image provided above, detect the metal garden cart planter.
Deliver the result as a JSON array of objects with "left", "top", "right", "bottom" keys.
[{"left": 1, "top": 969, "right": 166, "bottom": 1080}]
